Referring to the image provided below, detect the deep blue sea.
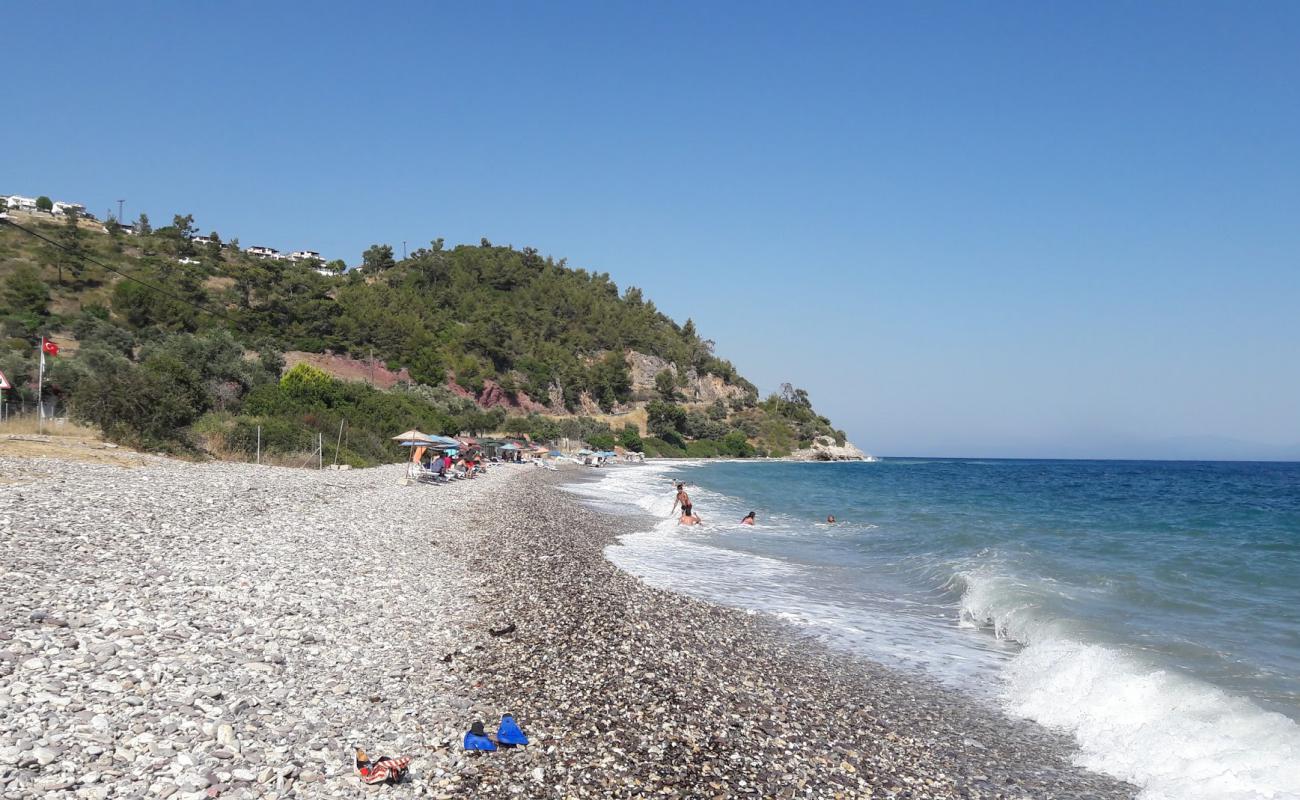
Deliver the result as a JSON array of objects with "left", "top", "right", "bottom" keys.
[{"left": 563, "top": 458, "right": 1300, "bottom": 800}]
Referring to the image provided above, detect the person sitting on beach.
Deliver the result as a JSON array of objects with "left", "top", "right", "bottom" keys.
[
  {"left": 671, "top": 483, "right": 693, "bottom": 519},
  {"left": 741, "top": 511, "right": 756, "bottom": 526}
]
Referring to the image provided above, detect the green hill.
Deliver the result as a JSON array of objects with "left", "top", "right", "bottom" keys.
[{"left": 0, "top": 207, "right": 847, "bottom": 464}]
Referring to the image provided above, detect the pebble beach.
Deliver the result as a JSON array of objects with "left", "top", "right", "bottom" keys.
[{"left": 0, "top": 455, "right": 1137, "bottom": 799}]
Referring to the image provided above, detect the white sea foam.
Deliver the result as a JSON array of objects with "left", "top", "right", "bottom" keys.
[{"left": 958, "top": 571, "right": 1300, "bottom": 800}]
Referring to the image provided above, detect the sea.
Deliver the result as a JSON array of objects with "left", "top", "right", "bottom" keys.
[{"left": 561, "top": 458, "right": 1300, "bottom": 800}]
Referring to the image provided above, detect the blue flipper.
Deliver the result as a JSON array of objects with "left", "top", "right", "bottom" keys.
[
  {"left": 497, "top": 714, "right": 528, "bottom": 746},
  {"left": 463, "top": 731, "right": 497, "bottom": 751}
]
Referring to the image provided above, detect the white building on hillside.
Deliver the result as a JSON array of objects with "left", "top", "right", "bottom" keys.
[
  {"left": 287, "top": 250, "right": 322, "bottom": 262},
  {"left": 246, "top": 245, "right": 281, "bottom": 258},
  {"left": 3, "top": 196, "right": 38, "bottom": 212},
  {"left": 53, "top": 201, "right": 87, "bottom": 217}
]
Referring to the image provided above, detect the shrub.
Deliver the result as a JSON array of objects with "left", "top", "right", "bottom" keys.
[
  {"left": 587, "top": 432, "right": 616, "bottom": 450},
  {"left": 685, "top": 439, "right": 720, "bottom": 458},
  {"left": 617, "top": 424, "right": 643, "bottom": 452},
  {"left": 642, "top": 437, "right": 686, "bottom": 458}
]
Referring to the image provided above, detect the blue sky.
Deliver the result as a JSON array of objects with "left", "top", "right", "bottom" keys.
[{"left": 5, "top": 2, "right": 1298, "bottom": 459}]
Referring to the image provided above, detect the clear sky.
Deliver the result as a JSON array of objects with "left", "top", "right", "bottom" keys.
[{"left": 5, "top": 2, "right": 1298, "bottom": 459}]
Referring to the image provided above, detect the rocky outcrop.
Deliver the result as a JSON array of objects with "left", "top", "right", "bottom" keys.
[
  {"left": 545, "top": 383, "right": 567, "bottom": 415},
  {"left": 685, "top": 368, "right": 744, "bottom": 404},
  {"left": 476, "top": 380, "right": 550, "bottom": 413},
  {"left": 788, "top": 435, "right": 874, "bottom": 462},
  {"left": 624, "top": 350, "right": 748, "bottom": 405},
  {"left": 576, "top": 391, "right": 604, "bottom": 417},
  {"left": 626, "top": 351, "right": 672, "bottom": 399}
]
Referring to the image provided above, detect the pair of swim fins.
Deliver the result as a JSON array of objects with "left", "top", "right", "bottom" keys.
[{"left": 463, "top": 715, "right": 528, "bottom": 751}]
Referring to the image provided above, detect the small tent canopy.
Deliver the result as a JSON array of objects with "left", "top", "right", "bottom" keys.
[{"left": 500, "top": 443, "right": 520, "bottom": 451}]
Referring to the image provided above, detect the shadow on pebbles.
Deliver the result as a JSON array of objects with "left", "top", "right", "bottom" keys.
[{"left": 0, "top": 456, "right": 1137, "bottom": 799}]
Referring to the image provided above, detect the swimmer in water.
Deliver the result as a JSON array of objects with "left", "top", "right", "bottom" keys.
[
  {"left": 741, "top": 511, "right": 756, "bottom": 525},
  {"left": 827, "top": 515, "right": 836, "bottom": 524}
]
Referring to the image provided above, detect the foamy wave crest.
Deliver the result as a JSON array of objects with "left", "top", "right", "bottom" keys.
[
  {"left": 1008, "top": 639, "right": 1300, "bottom": 800},
  {"left": 953, "top": 569, "right": 1073, "bottom": 645},
  {"left": 956, "top": 571, "right": 1300, "bottom": 799}
]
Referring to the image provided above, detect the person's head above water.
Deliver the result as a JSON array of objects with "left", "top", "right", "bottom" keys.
[
  {"left": 676, "top": 482, "right": 684, "bottom": 490},
  {"left": 827, "top": 515, "right": 836, "bottom": 524},
  {"left": 744, "top": 511, "right": 755, "bottom": 520}
]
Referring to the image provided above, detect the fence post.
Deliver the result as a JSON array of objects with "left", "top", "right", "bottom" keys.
[
  {"left": 256, "top": 425, "right": 261, "bottom": 465},
  {"left": 318, "top": 433, "right": 323, "bottom": 470}
]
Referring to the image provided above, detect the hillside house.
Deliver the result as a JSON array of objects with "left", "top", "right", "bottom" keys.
[
  {"left": 52, "top": 201, "right": 87, "bottom": 217},
  {"left": 287, "top": 250, "right": 322, "bottom": 262},
  {"left": 3, "top": 196, "right": 38, "bottom": 212},
  {"left": 246, "top": 245, "right": 282, "bottom": 258}
]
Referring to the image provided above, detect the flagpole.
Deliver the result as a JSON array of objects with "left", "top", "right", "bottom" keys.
[{"left": 37, "top": 336, "right": 45, "bottom": 434}]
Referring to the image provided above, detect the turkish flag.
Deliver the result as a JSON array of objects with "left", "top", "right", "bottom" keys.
[{"left": 42, "top": 338, "right": 59, "bottom": 357}]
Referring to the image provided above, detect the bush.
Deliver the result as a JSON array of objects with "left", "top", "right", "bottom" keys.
[
  {"left": 59, "top": 345, "right": 207, "bottom": 450},
  {"left": 646, "top": 400, "right": 687, "bottom": 439},
  {"left": 617, "top": 424, "right": 643, "bottom": 452},
  {"left": 721, "top": 429, "right": 756, "bottom": 458},
  {"left": 641, "top": 436, "right": 686, "bottom": 458},
  {"left": 587, "top": 432, "right": 616, "bottom": 450},
  {"left": 279, "top": 363, "right": 341, "bottom": 408},
  {"left": 685, "top": 439, "right": 720, "bottom": 458}
]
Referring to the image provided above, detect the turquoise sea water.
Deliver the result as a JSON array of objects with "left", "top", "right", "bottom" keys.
[{"left": 564, "top": 459, "right": 1300, "bottom": 800}]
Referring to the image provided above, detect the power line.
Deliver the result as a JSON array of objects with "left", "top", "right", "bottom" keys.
[{"left": 0, "top": 216, "right": 241, "bottom": 325}]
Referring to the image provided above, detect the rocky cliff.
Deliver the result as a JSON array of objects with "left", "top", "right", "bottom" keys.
[
  {"left": 788, "top": 435, "right": 874, "bottom": 462},
  {"left": 624, "top": 351, "right": 749, "bottom": 405}
]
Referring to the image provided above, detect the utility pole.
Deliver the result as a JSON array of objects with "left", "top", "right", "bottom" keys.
[
  {"left": 402, "top": 240, "right": 407, "bottom": 260},
  {"left": 117, "top": 199, "right": 124, "bottom": 223}
]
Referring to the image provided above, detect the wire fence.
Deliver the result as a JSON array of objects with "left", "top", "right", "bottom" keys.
[
  {"left": 0, "top": 402, "right": 346, "bottom": 471},
  {"left": 0, "top": 398, "right": 64, "bottom": 425}
]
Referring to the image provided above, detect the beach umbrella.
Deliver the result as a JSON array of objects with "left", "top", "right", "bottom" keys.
[
  {"left": 391, "top": 429, "right": 433, "bottom": 443},
  {"left": 392, "top": 430, "right": 438, "bottom": 476}
]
